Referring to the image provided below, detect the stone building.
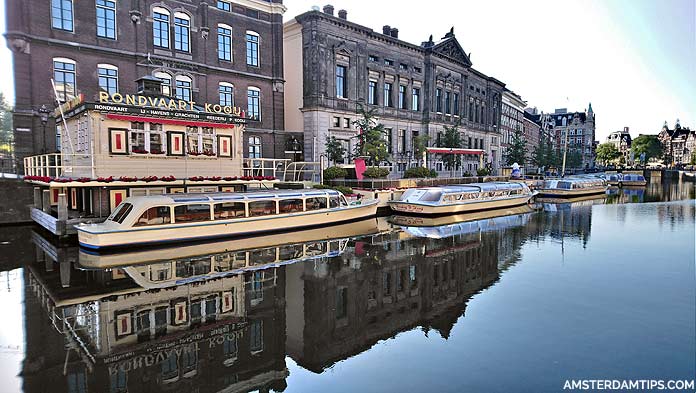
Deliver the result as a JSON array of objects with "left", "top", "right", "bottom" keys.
[
  {"left": 283, "top": 5, "right": 506, "bottom": 176},
  {"left": 605, "top": 127, "right": 632, "bottom": 162},
  {"left": 5, "top": 0, "right": 300, "bottom": 165},
  {"left": 522, "top": 110, "right": 542, "bottom": 171},
  {"left": 544, "top": 105, "right": 596, "bottom": 169},
  {"left": 500, "top": 90, "right": 526, "bottom": 165},
  {"left": 657, "top": 120, "right": 695, "bottom": 165}
]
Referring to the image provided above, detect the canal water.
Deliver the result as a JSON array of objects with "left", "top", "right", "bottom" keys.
[{"left": 0, "top": 176, "right": 693, "bottom": 393}]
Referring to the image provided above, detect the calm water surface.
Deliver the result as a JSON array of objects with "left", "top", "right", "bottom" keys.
[{"left": 0, "top": 175, "right": 694, "bottom": 393}]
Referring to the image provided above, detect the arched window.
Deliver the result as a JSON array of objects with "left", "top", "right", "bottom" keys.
[
  {"left": 248, "top": 136, "right": 261, "bottom": 158},
  {"left": 173, "top": 12, "right": 190, "bottom": 52},
  {"left": 97, "top": 64, "right": 118, "bottom": 94},
  {"left": 562, "top": 117, "right": 567, "bottom": 126},
  {"left": 152, "top": 7, "right": 170, "bottom": 48},
  {"left": 154, "top": 71, "right": 172, "bottom": 96},
  {"left": 53, "top": 57, "right": 76, "bottom": 102},
  {"left": 247, "top": 87, "right": 261, "bottom": 121},
  {"left": 219, "top": 82, "right": 234, "bottom": 106},
  {"left": 175, "top": 75, "right": 192, "bottom": 101},
  {"left": 218, "top": 24, "right": 232, "bottom": 61},
  {"left": 246, "top": 31, "right": 260, "bottom": 66}
]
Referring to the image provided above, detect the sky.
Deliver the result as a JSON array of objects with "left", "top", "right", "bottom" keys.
[{"left": 0, "top": 0, "right": 694, "bottom": 141}]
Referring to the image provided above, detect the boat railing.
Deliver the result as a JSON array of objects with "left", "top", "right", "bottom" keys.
[
  {"left": 243, "top": 158, "right": 322, "bottom": 183},
  {"left": 23, "top": 153, "right": 94, "bottom": 178},
  {"left": 328, "top": 175, "right": 509, "bottom": 190}
]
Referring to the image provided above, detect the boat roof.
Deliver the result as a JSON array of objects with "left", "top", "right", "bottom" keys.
[
  {"left": 414, "top": 182, "right": 526, "bottom": 194},
  {"left": 120, "top": 189, "right": 342, "bottom": 205},
  {"left": 545, "top": 177, "right": 605, "bottom": 184}
]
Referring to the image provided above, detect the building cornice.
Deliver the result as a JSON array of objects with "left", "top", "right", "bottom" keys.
[{"left": 233, "top": 0, "right": 287, "bottom": 14}]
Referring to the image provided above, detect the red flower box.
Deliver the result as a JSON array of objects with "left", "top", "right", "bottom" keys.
[
  {"left": 189, "top": 176, "right": 205, "bottom": 181},
  {"left": 76, "top": 177, "right": 91, "bottom": 183},
  {"left": 142, "top": 176, "right": 159, "bottom": 182},
  {"left": 96, "top": 176, "right": 114, "bottom": 183},
  {"left": 119, "top": 176, "right": 138, "bottom": 182},
  {"left": 160, "top": 175, "right": 176, "bottom": 182}
]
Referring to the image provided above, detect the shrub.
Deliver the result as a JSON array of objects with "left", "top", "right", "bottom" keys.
[
  {"left": 403, "top": 166, "right": 438, "bottom": 178},
  {"left": 477, "top": 167, "right": 491, "bottom": 176},
  {"left": 312, "top": 184, "right": 353, "bottom": 195},
  {"left": 363, "top": 166, "right": 390, "bottom": 178},
  {"left": 323, "top": 166, "right": 347, "bottom": 180}
]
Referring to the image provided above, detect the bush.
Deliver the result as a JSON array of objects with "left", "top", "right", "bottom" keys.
[
  {"left": 363, "top": 166, "right": 390, "bottom": 178},
  {"left": 403, "top": 166, "right": 438, "bottom": 178},
  {"left": 477, "top": 167, "right": 491, "bottom": 176},
  {"left": 323, "top": 166, "right": 347, "bottom": 180},
  {"left": 312, "top": 184, "right": 353, "bottom": 195}
]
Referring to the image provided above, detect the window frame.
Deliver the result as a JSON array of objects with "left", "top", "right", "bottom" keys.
[
  {"left": 175, "top": 75, "right": 193, "bottom": 101},
  {"left": 219, "top": 82, "right": 234, "bottom": 107},
  {"left": 173, "top": 12, "right": 191, "bottom": 52},
  {"left": 152, "top": 7, "right": 171, "bottom": 49},
  {"left": 97, "top": 63, "right": 118, "bottom": 95},
  {"left": 217, "top": 24, "right": 233, "bottom": 62},
  {"left": 335, "top": 65, "right": 347, "bottom": 99},
  {"left": 245, "top": 30, "right": 260, "bottom": 66},
  {"left": 53, "top": 57, "right": 77, "bottom": 102},
  {"left": 247, "top": 87, "right": 261, "bottom": 121},
  {"left": 96, "top": 0, "right": 116, "bottom": 39},
  {"left": 51, "top": 0, "right": 74, "bottom": 32}
]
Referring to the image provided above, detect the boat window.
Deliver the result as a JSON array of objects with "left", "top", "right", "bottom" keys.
[
  {"left": 329, "top": 196, "right": 341, "bottom": 208},
  {"left": 249, "top": 200, "right": 277, "bottom": 217},
  {"left": 305, "top": 197, "right": 327, "bottom": 211},
  {"left": 109, "top": 203, "right": 133, "bottom": 224},
  {"left": 279, "top": 199, "right": 304, "bottom": 214},
  {"left": 214, "top": 202, "right": 246, "bottom": 220},
  {"left": 557, "top": 181, "right": 572, "bottom": 189},
  {"left": 279, "top": 244, "right": 304, "bottom": 260},
  {"left": 134, "top": 206, "right": 171, "bottom": 226},
  {"left": 305, "top": 241, "right": 325, "bottom": 256},
  {"left": 340, "top": 195, "right": 349, "bottom": 206},
  {"left": 174, "top": 204, "right": 212, "bottom": 223},
  {"left": 419, "top": 191, "right": 442, "bottom": 202},
  {"left": 249, "top": 248, "right": 277, "bottom": 265}
]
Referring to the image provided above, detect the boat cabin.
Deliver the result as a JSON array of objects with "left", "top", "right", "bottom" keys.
[
  {"left": 543, "top": 178, "right": 606, "bottom": 190},
  {"left": 399, "top": 182, "right": 530, "bottom": 205}
]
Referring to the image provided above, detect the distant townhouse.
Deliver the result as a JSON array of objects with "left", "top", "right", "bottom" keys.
[
  {"left": 500, "top": 90, "right": 526, "bottom": 165},
  {"left": 658, "top": 120, "right": 695, "bottom": 165},
  {"left": 545, "top": 104, "right": 596, "bottom": 169},
  {"left": 606, "top": 127, "right": 632, "bottom": 162}
]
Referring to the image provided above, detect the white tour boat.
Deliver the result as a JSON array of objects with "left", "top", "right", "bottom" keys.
[
  {"left": 387, "top": 182, "right": 534, "bottom": 215},
  {"left": 606, "top": 173, "right": 647, "bottom": 187},
  {"left": 77, "top": 189, "right": 378, "bottom": 250},
  {"left": 536, "top": 177, "right": 608, "bottom": 198}
]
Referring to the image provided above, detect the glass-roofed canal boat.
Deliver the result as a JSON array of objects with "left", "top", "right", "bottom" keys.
[
  {"left": 536, "top": 177, "right": 608, "bottom": 198},
  {"left": 606, "top": 173, "right": 648, "bottom": 187},
  {"left": 77, "top": 189, "right": 378, "bottom": 250},
  {"left": 387, "top": 182, "right": 534, "bottom": 215}
]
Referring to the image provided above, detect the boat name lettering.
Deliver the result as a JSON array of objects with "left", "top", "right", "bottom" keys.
[{"left": 98, "top": 92, "right": 245, "bottom": 118}]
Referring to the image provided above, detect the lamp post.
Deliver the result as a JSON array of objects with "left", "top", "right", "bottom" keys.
[{"left": 38, "top": 105, "right": 49, "bottom": 154}]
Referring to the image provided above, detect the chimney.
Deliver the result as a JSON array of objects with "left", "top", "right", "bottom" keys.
[
  {"left": 623, "top": 126, "right": 629, "bottom": 132},
  {"left": 338, "top": 9, "right": 347, "bottom": 19},
  {"left": 382, "top": 25, "right": 391, "bottom": 35},
  {"left": 390, "top": 28, "right": 399, "bottom": 38},
  {"left": 322, "top": 4, "right": 334, "bottom": 15}
]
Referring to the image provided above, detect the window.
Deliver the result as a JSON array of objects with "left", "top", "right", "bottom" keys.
[
  {"left": 246, "top": 31, "right": 259, "bottom": 66},
  {"left": 174, "top": 12, "right": 190, "bottom": 52},
  {"left": 397, "top": 129, "right": 405, "bottom": 153},
  {"left": 399, "top": 63, "right": 408, "bottom": 71},
  {"left": 383, "top": 272, "right": 392, "bottom": 295},
  {"left": 384, "top": 128, "right": 393, "bottom": 153},
  {"left": 445, "top": 91, "right": 451, "bottom": 114},
  {"left": 217, "top": 24, "right": 232, "bottom": 61},
  {"left": 250, "top": 320, "right": 263, "bottom": 353},
  {"left": 368, "top": 80, "right": 377, "bottom": 105},
  {"left": 332, "top": 116, "right": 340, "bottom": 128},
  {"left": 53, "top": 58, "right": 76, "bottom": 102},
  {"left": 305, "top": 197, "right": 327, "bottom": 211},
  {"left": 336, "top": 287, "right": 348, "bottom": 319},
  {"left": 247, "top": 87, "right": 260, "bottom": 121},
  {"left": 399, "top": 85, "right": 406, "bottom": 109},
  {"left": 368, "top": 55, "right": 378, "bottom": 62},
  {"left": 98, "top": 64, "right": 118, "bottom": 94},
  {"left": 135, "top": 206, "right": 171, "bottom": 226},
  {"left": 153, "top": 8, "right": 170, "bottom": 48},
  {"left": 149, "top": 123, "right": 164, "bottom": 153},
  {"left": 411, "top": 130, "right": 419, "bottom": 152},
  {"left": 51, "top": 0, "right": 73, "bottom": 31},
  {"left": 214, "top": 202, "right": 246, "bottom": 219},
  {"left": 384, "top": 59, "right": 394, "bottom": 66},
  {"left": 384, "top": 82, "right": 393, "bottom": 107},
  {"left": 219, "top": 82, "right": 234, "bottom": 106},
  {"left": 469, "top": 99, "right": 474, "bottom": 120},
  {"left": 248, "top": 201, "right": 276, "bottom": 217},
  {"left": 343, "top": 118, "right": 350, "bottom": 128},
  {"left": 175, "top": 75, "right": 192, "bottom": 101},
  {"left": 96, "top": 0, "right": 116, "bottom": 39},
  {"left": 216, "top": 0, "right": 231, "bottom": 11},
  {"left": 174, "top": 204, "right": 211, "bottom": 223},
  {"left": 248, "top": 136, "right": 261, "bottom": 158},
  {"left": 201, "top": 127, "right": 214, "bottom": 154},
  {"left": 154, "top": 72, "right": 171, "bottom": 96},
  {"left": 453, "top": 93, "right": 459, "bottom": 116},
  {"left": 336, "top": 65, "right": 346, "bottom": 98},
  {"left": 279, "top": 199, "right": 303, "bottom": 214},
  {"left": 412, "top": 88, "right": 420, "bottom": 111},
  {"left": 414, "top": 66, "right": 422, "bottom": 73},
  {"left": 436, "top": 88, "right": 442, "bottom": 112},
  {"left": 109, "top": 203, "right": 133, "bottom": 224}
]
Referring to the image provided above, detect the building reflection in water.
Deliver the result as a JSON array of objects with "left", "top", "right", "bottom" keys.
[{"left": 21, "top": 205, "right": 597, "bottom": 392}]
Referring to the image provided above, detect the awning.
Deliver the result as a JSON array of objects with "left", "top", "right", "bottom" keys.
[
  {"left": 106, "top": 114, "right": 237, "bottom": 129},
  {"left": 426, "top": 147, "right": 485, "bottom": 155}
]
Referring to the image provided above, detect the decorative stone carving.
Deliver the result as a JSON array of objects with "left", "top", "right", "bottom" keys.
[{"left": 7, "top": 37, "right": 30, "bottom": 54}]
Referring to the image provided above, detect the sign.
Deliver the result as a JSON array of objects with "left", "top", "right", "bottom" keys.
[
  {"left": 54, "top": 93, "right": 85, "bottom": 117},
  {"left": 98, "top": 92, "right": 246, "bottom": 119}
]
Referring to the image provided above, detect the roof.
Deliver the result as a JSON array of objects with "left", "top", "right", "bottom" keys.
[
  {"left": 437, "top": 182, "right": 527, "bottom": 193},
  {"left": 121, "top": 189, "right": 341, "bottom": 205}
]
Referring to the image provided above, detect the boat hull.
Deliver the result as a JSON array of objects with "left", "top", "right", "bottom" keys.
[
  {"left": 387, "top": 194, "right": 532, "bottom": 215},
  {"left": 78, "top": 200, "right": 379, "bottom": 250},
  {"left": 536, "top": 186, "right": 608, "bottom": 198},
  {"left": 607, "top": 181, "right": 647, "bottom": 187}
]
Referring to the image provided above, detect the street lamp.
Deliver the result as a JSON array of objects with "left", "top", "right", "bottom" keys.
[{"left": 38, "top": 105, "right": 50, "bottom": 154}]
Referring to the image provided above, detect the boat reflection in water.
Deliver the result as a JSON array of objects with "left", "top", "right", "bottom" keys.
[{"left": 24, "top": 206, "right": 539, "bottom": 392}]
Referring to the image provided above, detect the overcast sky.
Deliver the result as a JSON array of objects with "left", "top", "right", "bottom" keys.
[{"left": 0, "top": 0, "right": 694, "bottom": 141}]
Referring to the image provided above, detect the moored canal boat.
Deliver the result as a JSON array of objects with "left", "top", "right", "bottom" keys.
[
  {"left": 606, "top": 173, "right": 647, "bottom": 187},
  {"left": 77, "top": 189, "right": 378, "bottom": 250},
  {"left": 536, "top": 177, "right": 608, "bottom": 198},
  {"left": 387, "top": 182, "right": 534, "bottom": 215}
]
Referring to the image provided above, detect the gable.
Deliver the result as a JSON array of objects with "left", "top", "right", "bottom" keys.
[{"left": 432, "top": 37, "right": 472, "bottom": 67}]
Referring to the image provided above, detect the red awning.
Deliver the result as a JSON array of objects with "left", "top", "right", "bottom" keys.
[
  {"left": 426, "top": 147, "right": 485, "bottom": 155},
  {"left": 106, "top": 113, "right": 236, "bottom": 128}
]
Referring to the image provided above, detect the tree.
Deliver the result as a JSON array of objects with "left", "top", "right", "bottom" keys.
[
  {"left": 631, "top": 134, "right": 663, "bottom": 163},
  {"left": 325, "top": 136, "right": 346, "bottom": 165},
  {"left": 439, "top": 122, "right": 463, "bottom": 174},
  {"left": 690, "top": 152, "right": 696, "bottom": 166},
  {"left": 352, "top": 104, "right": 389, "bottom": 166},
  {"left": 0, "top": 92, "right": 13, "bottom": 157},
  {"left": 412, "top": 133, "right": 430, "bottom": 166},
  {"left": 505, "top": 129, "right": 527, "bottom": 166},
  {"left": 531, "top": 134, "right": 558, "bottom": 170},
  {"left": 565, "top": 148, "right": 582, "bottom": 169},
  {"left": 595, "top": 143, "right": 621, "bottom": 166}
]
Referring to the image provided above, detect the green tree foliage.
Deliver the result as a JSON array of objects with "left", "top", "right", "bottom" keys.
[
  {"left": 323, "top": 166, "right": 347, "bottom": 180},
  {"left": 439, "top": 122, "right": 463, "bottom": 172},
  {"left": 362, "top": 166, "right": 390, "bottom": 178},
  {"left": 565, "top": 148, "right": 583, "bottom": 169},
  {"left": 352, "top": 104, "right": 389, "bottom": 165},
  {"left": 690, "top": 152, "right": 696, "bottom": 165},
  {"left": 325, "top": 136, "right": 346, "bottom": 165},
  {"left": 631, "top": 134, "right": 663, "bottom": 162},
  {"left": 403, "top": 166, "right": 438, "bottom": 178},
  {"left": 412, "top": 134, "right": 430, "bottom": 166},
  {"left": 531, "top": 134, "right": 559, "bottom": 170},
  {"left": 505, "top": 129, "right": 527, "bottom": 166},
  {"left": 0, "top": 93, "right": 13, "bottom": 156},
  {"left": 595, "top": 143, "right": 621, "bottom": 166}
]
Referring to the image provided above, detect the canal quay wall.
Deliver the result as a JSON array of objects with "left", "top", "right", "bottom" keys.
[{"left": 0, "top": 179, "right": 33, "bottom": 224}]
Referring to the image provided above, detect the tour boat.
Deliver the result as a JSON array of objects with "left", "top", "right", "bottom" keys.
[
  {"left": 536, "top": 177, "right": 608, "bottom": 198},
  {"left": 387, "top": 182, "right": 534, "bottom": 215},
  {"left": 77, "top": 189, "right": 378, "bottom": 250},
  {"left": 606, "top": 173, "right": 647, "bottom": 187}
]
